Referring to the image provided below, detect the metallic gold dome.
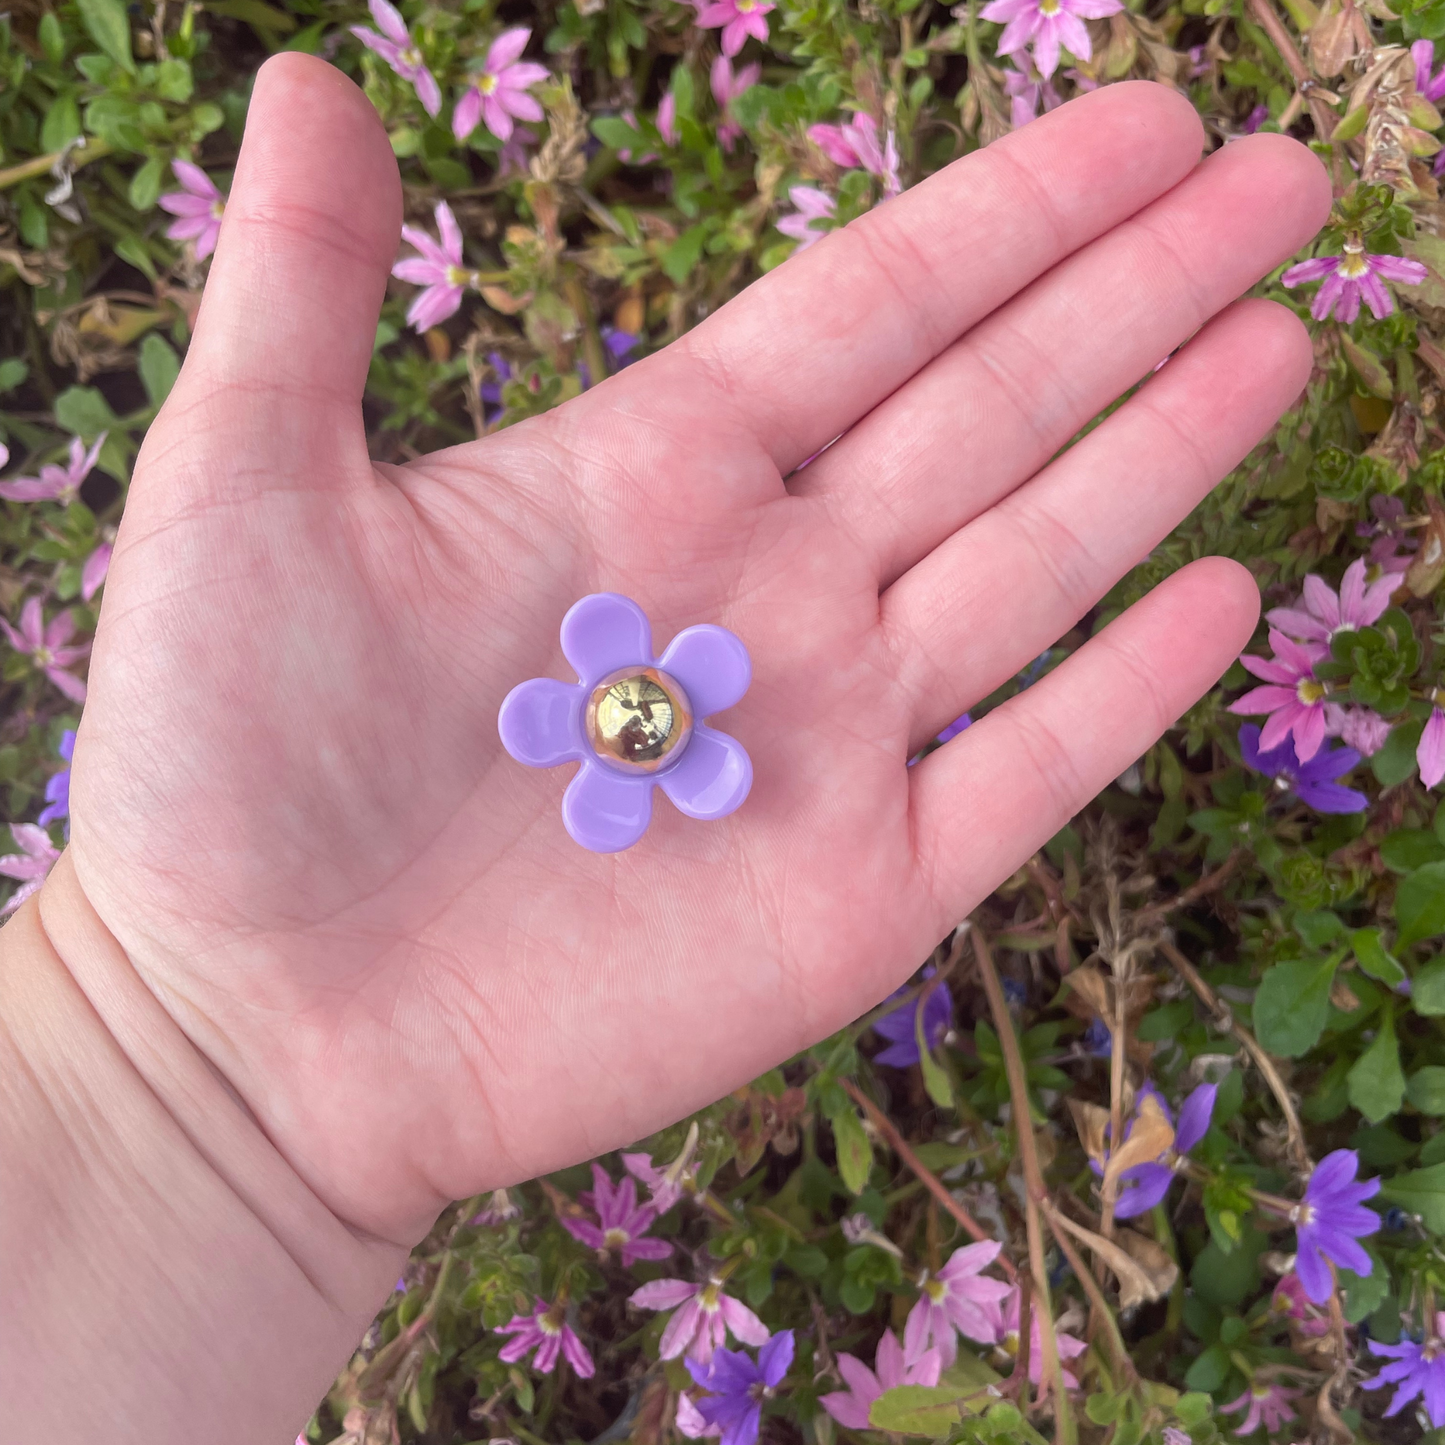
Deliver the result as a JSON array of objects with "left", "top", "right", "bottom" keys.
[{"left": 585, "top": 666, "right": 693, "bottom": 772}]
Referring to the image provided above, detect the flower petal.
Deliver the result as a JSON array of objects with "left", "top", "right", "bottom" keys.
[
  {"left": 497, "top": 676, "right": 585, "bottom": 767},
  {"left": 561, "top": 592, "right": 654, "bottom": 685},
  {"left": 658, "top": 624, "right": 752, "bottom": 719},
  {"left": 562, "top": 762, "right": 654, "bottom": 852},
  {"left": 659, "top": 725, "right": 751, "bottom": 821},
  {"left": 1175, "top": 1082, "right": 1217, "bottom": 1153}
]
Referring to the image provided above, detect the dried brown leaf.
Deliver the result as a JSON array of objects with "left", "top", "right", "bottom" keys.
[
  {"left": 1046, "top": 1207, "right": 1172, "bottom": 1310},
  {"left": 1101, "top": 1092, "right": 1174, "bottom": 1194},
  {"left": 1067, "top": 1099, "right": 1111, "bottom": 1166}
]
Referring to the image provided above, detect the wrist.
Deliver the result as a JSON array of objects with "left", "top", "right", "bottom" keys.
[{"left": 3, "top": 853, "right": 404, "bottom": 1442}]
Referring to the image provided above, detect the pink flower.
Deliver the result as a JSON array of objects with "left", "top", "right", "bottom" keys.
[
  {"left": 2, "top": 597, "right": 89, "bottom": 702},
  {"left": 820, "top": 1330, "right": 942, "bottom": 1428},
  {"left": 902, "top": 1241, "right": 1011, "bottom": 1368},
  {"left": 1283, "top": 241, "right": 1428, "bottom": 324},
  {"left": 695, "top": 0, "right": 774, "bottom": 56},
  {"left": 81, "top": 540, "right": 113, "bottom": 602},
  {"left": 984, "top": 1285, "right": 1087, "bottom": 1387},
  {"left": 1002, "top": 59, "right": 1061, "bottom": 128},
  {"left": 629, "top": 1276, "right": 769, "bottom": 1362},
  {"left": 1228, "top": 629, "right": 1330, "bottom": 763},
  {"left": 1221, "top": 1381, "right": 1301, "bottom": 1435},
  {"left": 1416, "top": 39, "right": 1445, "bottom": 103},
  {"left": 0, "top": 433, "right": 105, "bottom": 503},
  {"left": 561, "top": 1163, "right": 673, "bottom": 1266},
  {"left": 469, "top": 1187, "right": 520, "bottom": 1226},
  {"left": 158, "top": 161, "right": 226, "bottom": 261},
  {"left": 497, "top": 1300, "right": 595, "bottom": 1377},
  {"left": 453, "top": 28, "right": 549, "bottom": 142},
  {"left": 0, "top": 823, "right": 60, "bottom": 915},
  {"left": 980, "top": 0, "right": 1124, "bottom": 80},
  {"left": 1324, "top": 703, "right": 1390, "bottom": 757},
  {"left": 350, "top": 0, "right": 441, "bottom": 117},
  {"left": 1420, "top": 707, "right": 1445, "bottom": 789},
  {"left": 1360, "top": 497, "right": 1418, "bottom": 577},
  {"left": 808, "top": 111, "right": 901, "bottom": 197},
  {"left": 658, "top": 91, "right": 680, "bottom": 147},
  {"left": 711, "top": 56, "right": 760, "bottom": 151},
  {"left": 1272, "top": 1273, "right": 1331, "bottom": 1338},
  {"left": 622, "top": 1128, "right": 699, "bottom": 1211},
  {"left": 777, "top": 186, "right": 835, "bottom": 250},
  {"left": 392, "top": 201, "right": 476, "bottom": 333},
  {"left": 1266, "top": 559, "right": 1398, "bottom": 644}
]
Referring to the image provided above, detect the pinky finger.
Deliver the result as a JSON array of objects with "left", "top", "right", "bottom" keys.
[{"left": 909, "top": 558, "right": 1259, "bottom": 923}]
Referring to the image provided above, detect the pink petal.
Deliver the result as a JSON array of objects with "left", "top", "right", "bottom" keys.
[
  {"left": 405, "top": 282, "right": 464, "bottom": 331},
  {"left": 433, "top": 200, "right": 463, "bottom": 264},
  {"left": 1371, "top": 254, "right": 1429, "bottom": 285},
  {"left": 717, "top": 1294, "right": 769, "bottom": 1345},
  {"left": 1052, "top": 11, "right": 1092, "bottom": 63},
  {"left": 1301, "top": 573, "right": 1341, "bottom": 631},
  {"left": 631, "top": 1278, "right": 698, "bottom": 1310},
  {"left": 157, "top": 191, "right": 215, "bottom": 217},
  {"left": 1238, "top": 654, "right": 1297, "bottom": 685},
  {"left": 1311, "top": 269, "right": 1347, "bottom": 320},
  {"left": 818, "top": 1390, "right": 873, "bottom": 1430},
  {"left": 18, "top": 597, "right": 43, "bottom": 648},
  {"left": 1068, "top": 0, "right": 1124, "bottom": 15},
  {"left": 498, "top": 61, "right": 551, "bottom": 89},
  {"left": 499, "top": 90, "right": 545, "bottom": 123},
  {"left": 81, "top": 543, "right": 112, "bottom": 601},
  {"left": 482, "top": 92, "right": 513, "bottom": 140},
  {"left": 1292, "top": 702, "right": 1326, "bottom": 761},
  {"left": 169, "top": 158, "right": 218, "bottom": 200},
  {"left": 44, "top": 610, "right": 75, "bottom": 648},
  {"left": 453, "top": 86, "right": 483, "bottom": 140},
  {"left": 414, "top": 67, "right": 442, "bottom": 117},
  {"left": 368, "top": 0, "right": 412, "bottom": 47},
  {"left": 1281, "top": 256, "right": 1338, "bottom": 286},
  {"left": 486, "top": 26, "right": 533, "bottom": 70},
  {"left": 392, "top": 256, "right": 447, "bottom": 285},
  {"left": 350, "top": 26, "right": 403, "bottom": 68},
  {"left": 45, "top": 667, "right": 87, "bottom": 703},
  {"left": 1420, "top": 708, "right": 1445, "bottom": 788},
  {"left": 1359, "top": 270, "right": 1393, "bottom": 321},
  {"left": 1259, "top": 700, "right": 1303, "bottom": 751},
  {"left": 1264, "top": 605, "right": 1332, "bottom": 643},
  {"left": 0, "top": 477, "right": 63, "bottom": 502},
  {"left": 874, "top": 1330, "right": 906, "bottom": 1389},
  {"left": 658, "top": 1296, "right": 703, "bottom": 1358}
]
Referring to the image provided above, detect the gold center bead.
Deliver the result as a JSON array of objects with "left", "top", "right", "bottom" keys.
[{"left": 585, "top": 666, "right": 693, "bottom": 772}]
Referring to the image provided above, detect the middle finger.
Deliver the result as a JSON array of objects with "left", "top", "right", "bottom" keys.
[{"left": 792, "top": 133, "right": 1329, "bottom": 587}]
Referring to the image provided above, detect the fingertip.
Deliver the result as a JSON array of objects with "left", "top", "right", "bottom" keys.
[
  {"left": 1205, "top": 296, "right": 1316, "bottom": 400},
  {"left": 1205, "top": 130, "right": 1334, "bottom": 248},
  {"left": 1054, "top": 78, "right": 1206, "bottom": 167},
  {"left": 1165, "top": 554, "right": 1262, "bottom": 652}
]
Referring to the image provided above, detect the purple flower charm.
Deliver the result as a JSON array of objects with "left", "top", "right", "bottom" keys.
[{"left": 498, "top": 593, "right": 752, "bottom": 853}]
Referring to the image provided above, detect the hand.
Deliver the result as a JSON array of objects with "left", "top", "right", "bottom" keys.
[{"left": 69, "top": 56, "right": 1327, "bottom": 1247}]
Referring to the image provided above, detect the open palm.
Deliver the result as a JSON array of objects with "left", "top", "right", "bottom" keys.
[{"left": 69, "top": 56, "right": 1328, "bottom": 1248}]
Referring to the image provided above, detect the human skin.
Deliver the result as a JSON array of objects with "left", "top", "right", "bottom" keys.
[{"left": 0, "top": 54, "right": 1330, "bottom": 1442}]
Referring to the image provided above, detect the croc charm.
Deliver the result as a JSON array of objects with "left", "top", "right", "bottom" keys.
[{"left": 498, "top": 593, "right": 752, "bottom": 853}]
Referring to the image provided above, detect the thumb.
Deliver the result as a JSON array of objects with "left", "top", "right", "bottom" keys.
[{"left": 161, "top": 54, "right": 401, "bottom": 478}]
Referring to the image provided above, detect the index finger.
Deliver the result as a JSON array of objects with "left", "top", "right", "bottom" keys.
[{"left": 660, "top": 82, "right": 1208, "bottom": 474}]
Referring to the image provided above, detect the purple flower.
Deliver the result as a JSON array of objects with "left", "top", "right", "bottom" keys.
[
  {"left": 158, "top": 160, "right": 226, "bottom": 260},
  {"left": 2, "top": 597, "right": 89, "bottom": 702},
  {"left": 1293, "top": 1149, "right": 1379, "bottom": 1304},
  {"left": 481, "top": 351, "right": 512, "bottom": 424},
  {"left": 711, "top": 57, "right": 760, "bottom": 151},
  {"left": 1002, "top": 59, "right": 1061, "bottom": 128},
  {"left": 454, "top": 28, "right": 549, "bottom": 142},
  {"left": 630, "top": 1277, "right": 769, "bottom": 1362},
  {"left": 1420, "top": 708, "right": 1445, "bottom": 789},
  {"left": 1323, "top": 703, "right": 1390, "bottom": 757},
  {"left": 980, "top": 0, "right": 1124, "bottom": 80},
  {"left": 820, "top": 1329, "right": 941, "bottom": 1428},
  {"left": 1363, "top": 1310, "right": 1445, "bottom": 1426},
  {"left": 1282, "top": 242, "right": 1428, "bottom": 324},
  {"left": 0, "top": 823, "right": 60, "bottom": 914},
  {"left": 1163, "top": 1431, "right": 1191, "bottom": 1445},
  {"left": 622, "top": 1129, "right": 699, "bottom": 1211},
  {"left": 562, "top": 1163, "right": 673, "bottom": 1266},
  {"left": 1228, "top": 629, "right": 1330, "bottom": 762},
  {"left": 0, "top": 433, "right": 104, "bottom": 504},
  {"left": 497, "top": 593, "right": 752, "bottom": 853},
  {"left": 682, "top": 1331, "right": 794, "bottom": 1445},
  {"left": 1266, "top": 559, "right": 1398, "bottom": 644},
  {"left": 470, "top": 1188, "right": 520, "bottom": 1226},
  {"left": 873, "top": 970, "right": 953, "bottom": 1068},
  {"left": 350, "top": 0, "right": 441, "bottom": 118},
  {"left": 392, "top": 201, "right": 476, "bottom": 333},
  {"left": 497, "top": 1300, "right": 595, "bottom": 1377},
  {"left": 808, "top": 112, "right": 901, "bottom": 197},
  {"left": 937, "top": 712, "right": 971, "bottom": 744},
  {"left": 658, "top": 92, "right": 680, "bottom": 147},
  {"left": 37, "top": 728, "right": 75, "bottom": 831},
  {"left": 1238, "top": 724, "right": 1366, "bottom": 814},
  {"left": 81, "top": 540, "right": 112, "bottom": 601},
  {"left": 903, "top": 1241, "right": 1011, "bottom": 1367},
  {"left": 1242, "top": 102, "right": 1270, "bottom": 134},
  {"left": 777, "top": 186, "right": 836, "bottom": 251},
  {"left": 1221, "top": 1382, "right": 1300, "bottom": 1435},
  {"left": 497, "top": 124, "right": 537, "bottom": 178},
  {"left": 695, "top": 0, "right": 774, "bottom": 56},
  {"left": 1114, "top": 1083, "right": 1215, "bottom": 1219},
  {"left": 1415, "top": 40, "right": 1445, "bottom": 103},
  {"left": 1358, "top": 496, "right": 1418, "bottom": 577}
]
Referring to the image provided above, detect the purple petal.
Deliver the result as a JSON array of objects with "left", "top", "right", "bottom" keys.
[
  {"left": 658, "top": 725, "right": 751, "bottom": 821},
  {"left": 1113, "top": 1163, "right": 1173, "bottom": 1218},
  {"left": 368, "top": 0, "right": 411, "bottom": 46},
  {"left": 1371, "top": 254, "right": 1429, "bottom": 285},
  {"left": 560, "top": 592, "right": 653, "bottom": 685},
  {"left": 453, "top": 87, "right": 483, "bottom": 140},
  {"left": 1308, "top": 1149, "right": 1362, "bottom": 1200},
  {"left": 758, "top": 1329, "right": 795, "bottom": 1387},
  {"left": 562, "top": 761, "right": 653, "bottom": 852},
  {"left": 657, "top": 624, "right": 751, "bottom": 718},
  {"left": 1294, "top": 779, "right": 1368, "bottom": 814},
  {"left": 1282, "top": 256, "right": 1339, "bottom": 286},
  {"left": 1175, "top": 1082, "right": 1217, "bottom": 1153},
  {"left": 1294, "top": 1239, "right": 1332, "bottom": 1304}
]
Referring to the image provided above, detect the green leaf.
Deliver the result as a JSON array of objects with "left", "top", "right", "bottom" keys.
[
  {"left": 77, "top": 0, "right": 134, "bottom": 73},
  {"left": 661, "top": 224, "right": 709, "bottom": 285},
  {"left": 1253, "top": 955, "right": 1338, "bottom": 1056},
  {"left": 1341, "top": 1259, "right": 1389, "bottom": 1323},
  {"left": 914, "top": 1001, "right": 953, "bottom": 1111},
  {"left": 1183, "top": 1343, "right": 1230, "bottom": 1392},
  {"left": 1341, "top": 333, "right": 1394, "bottom": 398},
  {"left": 1397, "top": 861, "right": 1445, "bottom": 949},
  {"left": 1296, "top": 909, "right": 1346, "bottom": 947},
  {"left": 0, "top": 359, "right": 27, "bottom": 394},
  {"left": 138, "top": 333, "right": 180, "bottom": 408},
  {"left": 870, "top": 1366, "right": 999, "bottom": 1434},
  {"left": 128, "top": 154, "right": 164, "bottom": 212},
  {"left": 153, "top": 57, "right": 193, "bottom": 103},
  {"left": 830, "top": 1106, "right": 872, "bottom": 1195},
  {"left": 1381, "top": 830, "right": 1445, "bottom": 873},
  {"left": 204, "top": 0, "right": 298, "bottom": 33},
  {"left": 40, "top": 90, "right": 82, "bottom": 151},
  {"left": 1382, "top": 1161, "right": 1445, "bottom": 1230},
  {"left": 1409, "top": 1067, "right": 1445, "bottom": 1115},
  {"left": 1352, "top": 928, "right": 1407, "bottom": 988},
  {"left": 1174, "top": 1394, "right": 1213, "bottom": 1428},
  {"left": 38, "top": 11, "right": 66, "bottom": 63},
  {"left": 1414, "top": 957, "right": 1445, "bottom": 1015},
  {"left": 54, "top": 386, "right": 122, "bottom": 438},
  {"left": 1374, "top": 718, "right": 1424, "bottom": 785},
  {"left": 1348, "top": 1008, "right": 1406, "bottom": 1123},
  {"left": 1138, "top": 998, "right": 1194, "bottom": 1041}
]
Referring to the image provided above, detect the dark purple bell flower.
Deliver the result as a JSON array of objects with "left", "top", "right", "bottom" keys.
[
  {"left": 873, "top": 969, "right": 953, "bottom": 1068},
  {"left": 1239, "top": 724, "right": 1367, "bottom": 814},
  {"left": 1294, "top": 1149, "right": 1379, "bottom": 1303}
]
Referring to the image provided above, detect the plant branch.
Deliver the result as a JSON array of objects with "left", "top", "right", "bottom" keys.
[
  {"left": 1134, "top": 852, "right": 1241, "bottom": 928},
  {"left": 841, "top": 1077, "right": 1017, "bottom": 1279},
  {"left": 1159, "top": 939, "right": 1312, "bottom": 1175},
  {"left": 0, "top": 138, "right": 112, "bottom": 192},
  {"left": 1243, "top": 0, "right": 1337, "bottom": 141},
  {"left": 971, "top": 925, "right": 1074, "bottom": 1445}
]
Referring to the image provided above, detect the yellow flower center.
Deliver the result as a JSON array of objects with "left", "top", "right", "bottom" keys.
[
  {"left": 923, "top": 1277, "right": 947, "bottom": 1303},
  {"left": 32, "top": 646, "right": 52, "bottom": 667},
  {"left": 699, "top": 1282, "right": 721, "bottom": 1313},
  {"left": 737, "top": 0, "right": 758, "bottom": 9},
  {"left": 1297, "top": 679, "right": 1325, "bottom": 705},
  {"left": 400, "top": 45, "right": 422, "bottom": 68},
  {"left": 539, "top": 1307, "right": 564, "bottom": 1336},
  {"left": 603, "top": 1227, "right": 630, "bottom": 1250},
  {"left": 210, "top": 199, "right": 225, "bottom": 220},
  {"left": 478, "top": 72, "right": 499, "bottom": 95},
  {"left": 1039, "top": 0, "right": 1062, "bottom": 14}
]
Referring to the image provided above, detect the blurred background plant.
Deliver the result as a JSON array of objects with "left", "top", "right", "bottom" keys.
[{"left": 6, "top": 0, "right": 1445, "bottom": 1442}]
